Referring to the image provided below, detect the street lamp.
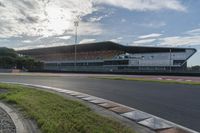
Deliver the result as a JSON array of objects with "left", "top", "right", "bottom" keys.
[
  {"left": 169, "top": 49, "right": 172, "bottom": 72},
  {"left": 74, "top": 20, "right": 79, "bottom": 44},
  {"left": 74, "top": 20, "right": 79, "bottom": 71}
]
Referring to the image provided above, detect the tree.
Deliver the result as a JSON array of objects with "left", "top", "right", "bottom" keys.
[
  {"left": 191, "top": 65, "right": 200, "bottom": 71},
  {"left": 0, "top": 56, "right": 16, "bottom": 69},
  {"left": 0, "top": 47, "right": 17, "bottom": 58},
  {"left": 0, "top": 47, "right": 43, "bottom": 70},
  {"left": 16, "top": 56, "right": 43, "bottom": 70}
]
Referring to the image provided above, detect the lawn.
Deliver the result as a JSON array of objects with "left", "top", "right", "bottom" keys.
[{"left": 0, "top": 83, "right": 134, "bottom": 133}]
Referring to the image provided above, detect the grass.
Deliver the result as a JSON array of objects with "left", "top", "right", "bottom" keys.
[
  {"left": 93, "top": 77, "right": 200, "bottom": 86},
  {"left": 0, "top": 83, "right": 134, "bottom": 133}
]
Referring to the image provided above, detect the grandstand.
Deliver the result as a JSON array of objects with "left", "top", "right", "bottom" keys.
[{"left": 18, "top": 41, "right": 196, "bottom": 72}]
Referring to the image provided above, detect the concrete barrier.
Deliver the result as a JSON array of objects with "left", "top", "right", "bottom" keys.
[{"left": 0, "top": 69, "right": 21, "bottom": 73}]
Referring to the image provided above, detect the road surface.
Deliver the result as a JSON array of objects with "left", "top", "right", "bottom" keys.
[{"left": 0, "top": 73, "right": 200, "bottom": 131}]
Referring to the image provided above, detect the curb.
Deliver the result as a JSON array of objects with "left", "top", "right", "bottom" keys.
[
  {"left": 0, "top": 102, "right": 28, "bottom": 133},
  {"left": 1, "top": 82, "right": 198, "bottom": 133}
]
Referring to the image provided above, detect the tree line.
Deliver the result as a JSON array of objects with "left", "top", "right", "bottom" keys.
[{"left": 0, "top": 47, "right": 43, "bottom": 71}]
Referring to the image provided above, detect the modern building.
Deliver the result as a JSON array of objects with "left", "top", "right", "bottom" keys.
[{"left": 18, "top": 41, "right": 196, "bottom": 72}]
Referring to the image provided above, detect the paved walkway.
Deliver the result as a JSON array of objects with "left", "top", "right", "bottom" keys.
[{"left": 0, "top": 107, "right": 16, "bottom": 133}]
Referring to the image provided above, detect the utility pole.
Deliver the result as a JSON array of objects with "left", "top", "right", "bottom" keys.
[
  {"left": 74, "top": 20, "right": 79, "bottom": 71},
  {"left": 169, "top": 49, "right": 172, "bottom": 72}
]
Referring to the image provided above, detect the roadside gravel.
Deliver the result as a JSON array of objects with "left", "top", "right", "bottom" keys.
[{"left": 0, "top": 107, "right": 16, "bottom": 133}]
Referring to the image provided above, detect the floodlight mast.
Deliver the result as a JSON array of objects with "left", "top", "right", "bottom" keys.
[
  {"left": 74, "top": 20, "right": 79, "bottom": 71},
  {"left": 169, "top": 49, "right": 172, "bottom": 72},
  {"left": 74, "top": 21, "right": 79, "bottom": 44}
]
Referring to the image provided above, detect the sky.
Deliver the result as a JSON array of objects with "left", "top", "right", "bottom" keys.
[{"left": 0, "top": 0, "right": 200, "bottom": 66}]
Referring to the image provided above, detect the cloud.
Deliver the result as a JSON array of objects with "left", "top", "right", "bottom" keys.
[
  {"left": 138, "top": 33, "right": 162, "bottom": 39},
  {"left": 57, "top": 36, "right": 72, "bottom": 40},
  {"left": 140, "top": 21, "right": 166, "bottom": 28},
  {"left": 94, "top": 0, "right": 186, "bottom": 12},
  {"left": 79, "top": 39, "right": 96, "bottom": 44},
  {"left": 89, "top": 16, "right": 104, "bottom": 22},
  {"left": 0, "top": 1, "right": 5, "bottom": 7},
  {"left": 116, "top": 28, "right": 200, "bottom": 47},
  {"left": 0, "top": 0, "right": 186, "bottom": 39},
  {"left": 185, "top": 28, "right": 200, "bottom": 36},
  {"left": 156, "top": 28, "right": 200, "bottom": 47},
  {"left": 134, "top": 38, "right": 156, "bottom": 44},
  {"left": 159, "top": 35, "right": 200, "bottom": 47},
  {"left": 15, "top": 42, "right": 68, "bottom": 50},
  {"left": 110, "top": 37, "right": 123, "bottom": 43},
  {"left": 0, "top": 0, "right": 97, "bottom": 38},
  {"left": 0, "top": 39, "right": 9, "bottom": 42},
  {"left": 75, "top": 22, "right": 104, "bottom": 36},
  {"left": 22, "top": 40, "right": 32, "bottom": 43},
  {"left": 121, "top": 19, "right": 127, "bottom": 23},
  {"left": 88, "top": 10, "right": 113, "bottom": 23},
  {"left": 0, "top": 0, "right": 109, "bottom": 39},
  {"left": 0, "top": 0, "right": 189, "bottom": 50}
]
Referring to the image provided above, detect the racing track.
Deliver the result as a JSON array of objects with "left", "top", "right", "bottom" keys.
[{"left": 0, "top": 74, "right": 199, "bottom": 131}]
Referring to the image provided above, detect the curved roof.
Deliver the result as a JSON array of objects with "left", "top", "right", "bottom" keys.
[{"left": 18, "top": 41, "right": 196, "bottom": 55}]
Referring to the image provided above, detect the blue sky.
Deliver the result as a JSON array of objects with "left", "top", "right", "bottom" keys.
[{"left": 0, "top": 0, "right": 200, "bottom": 66}]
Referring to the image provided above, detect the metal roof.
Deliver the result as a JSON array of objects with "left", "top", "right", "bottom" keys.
[{"left": 17, "top": 41, "right": 196, "bottom": 55}]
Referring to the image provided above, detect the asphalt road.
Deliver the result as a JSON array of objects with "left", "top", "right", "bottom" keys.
[{"left": 0, "top": 74, "right": 200, "bottom": 131}]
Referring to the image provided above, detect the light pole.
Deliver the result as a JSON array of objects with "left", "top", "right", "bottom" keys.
[
  {"left": 169, "top": 49, "right": 172, "bottom": 72},
  {"left": 74, "top": 20, "right": 79, "bottom": 71}
]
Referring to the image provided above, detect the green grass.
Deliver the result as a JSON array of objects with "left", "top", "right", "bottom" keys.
[
  {"left": 93, "top": 77, "right": 200, "bottom": 86},
  {"left": 0, "top": 83, "right": 134, "bottom": 133}
]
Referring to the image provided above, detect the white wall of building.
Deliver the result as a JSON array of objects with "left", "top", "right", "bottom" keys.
[{"left": 127, "top": 49, "right": 196, "bottom": 67}]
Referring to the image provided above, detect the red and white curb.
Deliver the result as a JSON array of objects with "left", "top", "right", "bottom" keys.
[
  {"left": 157, "top": 78, "right": 193, "bottom": 82},
  {"left": 1, "top": 82, "right": 198, "bottom": 133}
]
